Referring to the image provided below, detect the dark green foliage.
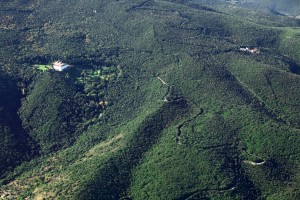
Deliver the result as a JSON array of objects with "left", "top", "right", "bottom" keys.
[
  {"left": 1, "top": 0, "right": 300, "bottom": 199},
  {"left": 0, "top": 71, "right": 35, "bottom": 176},
  {"left": 77, "top": 100, "right": 189, "bottom": 200},
  {"left": 19, "top": 72, "right": 83, "bottom": 153}
]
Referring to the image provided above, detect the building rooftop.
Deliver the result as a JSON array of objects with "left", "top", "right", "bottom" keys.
[{"left": 53, "top": 61, "right": 65, "bottom": 67}]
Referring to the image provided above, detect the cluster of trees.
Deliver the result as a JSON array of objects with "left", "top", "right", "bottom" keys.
[
  {"left": 0, "top": 71, "right": 35, "bottom": 175},
  {"left": 68, "top": 64, "right": 123, "bottom": 122},
  {"left": 19, "top": 72, "right": 83, "bottom": 153}
]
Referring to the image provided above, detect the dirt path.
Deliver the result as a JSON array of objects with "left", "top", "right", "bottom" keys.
[
  {"left": 157, "top": 76, "right": 169, "bottom": 85},
  {"left": 176, "top": 108, "right": 203, "bottom": 144},
  {"left": 126, "top": 0, "right": 153, "bottom": 12},
  {"left": 244, "top": 160, "right": 266, "bottom": 166},
  {"left": 176, "top": 186, "right": 236, "bottom": 200},
  {"left": 157, "top": 76, "right": 171, "bottom": 103}
]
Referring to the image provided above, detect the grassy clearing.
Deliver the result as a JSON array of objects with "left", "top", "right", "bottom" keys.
[
  {"left": 34, "top": 64, "right": 52, "bottom": 72},
  {"left": 75, "top": 66, "right": 119, "bottom": 84}
]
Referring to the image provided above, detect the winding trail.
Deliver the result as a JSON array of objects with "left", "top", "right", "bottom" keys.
[
  {"left": 264, "top": 72, "right": 279, "bottom": 104},
  {"left": 157, "top": 76, "right": 169, "bottom": 86},
  {"left": 202, "top": 143, "right": 233, "bottom": 150},
  {"left": 126, "top": 0, "right": 153, "bottom": 12},
  {"left": 176, "top": 108, "right": 204, "bottom": 144},
  {"left": 234, "top": 75, "right": 287, "bottom": 125},
  {"left": 157, "top": 76, "right": 171, "bottom": 103},
  {"left": 176, "top": 186, "right": 236, "bottom": 200},
  {"left": 208, "top": 52, "right": 287, "bottom": 126},
  {"left": 240, "top": 148, "right": 267, "bottom": 166},
  {"left": 244, "top": 160, "right": 266, "bottom": 166}
]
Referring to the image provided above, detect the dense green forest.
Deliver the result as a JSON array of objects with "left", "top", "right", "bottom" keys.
[
  {"left": 0, "top": 71, "right": 36, "bottom": 176},
  {"left": 1, "top": 0, "right": 300, "bottom": 199}
]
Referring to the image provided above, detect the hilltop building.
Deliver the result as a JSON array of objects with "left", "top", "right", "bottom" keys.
[
  {"left": 53, "top": 61, "right": 70, "bottom": 71},
  {"left": 239, "top": 47, "right": 260, "bottom": 54}
]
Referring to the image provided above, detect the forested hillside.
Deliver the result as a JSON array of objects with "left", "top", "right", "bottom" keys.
[
  {"left": 238, "top": 0, "right": 300, "bottom": 16},
  {"left": 1, "top": 0, "right": 300, "bottom": 199},
  {"left": 195, "top": 0, "right": 300, "bottom": 15},
  {"left": 19, "top": 72, "right": 83, "bottom": 152},
  {"left": 0, "top": 71, "right": 35, "bottom": 176}
]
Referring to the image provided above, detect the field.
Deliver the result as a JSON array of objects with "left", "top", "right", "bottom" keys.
[{"left": 34, "top": 64, "right": 52, "bottom": 72}]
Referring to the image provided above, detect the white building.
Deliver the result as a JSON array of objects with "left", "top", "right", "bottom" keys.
[
  {"left": 239, "top": 47, "right": 249, "bottom": 52},
  {"left": 53, "top": 61, "right": 70, "bottom": 71},
  {"left": 239, "top": 47, "right": 260, "bottom": 54}
]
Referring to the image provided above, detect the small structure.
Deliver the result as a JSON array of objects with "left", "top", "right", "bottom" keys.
[
  {"left": 239, "top": 47, "right": 249, "bottom": 52},
  {"left": 226, "top": 0, "right": 240, "bottom": 4},
  {"left": 250, "top": 48, "right": 260, "bottom": 54},
  {"left": 239, "top": 47, "right": 260, "bottom": 54},
  {"left": 53, "top": 61, "right": 70, "bottom": 71}
]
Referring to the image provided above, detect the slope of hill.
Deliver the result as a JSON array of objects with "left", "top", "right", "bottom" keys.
[
  {"left": 238, "top": 0, "right": 300, "bottom": 16},
  {"left": 19, "top": 72, "right": 84, "bottom": 153},
  {"left": 193, "top": 0, "right": 300, "bottom": 16},
  {"left": 1, "top": 0, "right": 300, "bottom": 199},
  {"left": 0, "top": 71, "right": 36, "bottom": 177}
]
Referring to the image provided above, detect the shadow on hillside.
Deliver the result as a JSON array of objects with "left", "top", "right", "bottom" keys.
[
  {"left": 0, "top": 72, "right": 38, "bottom": 180},
  {"left": 76, "top": 99, "right": 188, "bottom": 200}
]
